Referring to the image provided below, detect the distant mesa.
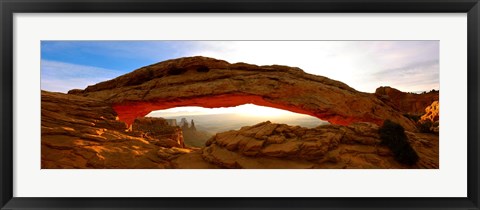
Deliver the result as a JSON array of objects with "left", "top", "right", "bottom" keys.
[
  {"left": 131, "top": 117, "right": 185, "bottom": 148},
  {"left": 178, "top": 118, "right": 211, "bottom": 147},
  {"left": 68, "top": 56, "right": 417, "bottom": 131},
  {"left": 41, "top": 91, "right": 185, "bottom": 169},
  {"left": 419, "top": 101, "right": 440, "bottom": 133},
  {"left": 421, "top": 101, "right": 439, "bottom": 123},
  {"left": 179, "top": 118, "right": 188, "bottom": 127},
  {"left": 164, "top": 119, "right": 177, "bottom": 126},
  {"left": 374, "top": 86, "right": 439, "bottom": 133}
]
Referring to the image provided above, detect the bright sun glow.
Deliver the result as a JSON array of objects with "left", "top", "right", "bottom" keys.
[{"left": 147, "top": 104, "right": 303, "bottom": 118}]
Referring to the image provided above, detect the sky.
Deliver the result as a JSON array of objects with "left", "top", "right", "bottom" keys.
[
  {"left": 41, "top": 41, "right": 439, "bottom": 94},
  {"left": 146, "top": 104, "right": 311, "bottom": 119}
]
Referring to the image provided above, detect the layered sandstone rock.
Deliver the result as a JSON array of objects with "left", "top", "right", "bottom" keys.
[
  {"left": 201, "top": 121, "right": 439, "bottom": 169},
  {"left": 41, "top": 91, "right": 438, "bottom": 169},
  {"left": 375, "top": 86, "right": 439, "bottom": 116},
  {"left": 419, "top": 101, "right": 440, "bottom": 133},
  {"left": 69, "top": 56, "right": 416, "bottom": 131},
  {"left": 131, "top": 117, "right": 185, "bottom": 148},
  {"left": 41, "top": 91, "right": 191, "bottom": 169},
  {"left": 43, "top": 57, "right": 440, "bottom": 169}
]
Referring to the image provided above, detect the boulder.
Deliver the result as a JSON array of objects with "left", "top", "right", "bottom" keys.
[{"left": 201, "top": 121, "right": 439, "bottom": 169}]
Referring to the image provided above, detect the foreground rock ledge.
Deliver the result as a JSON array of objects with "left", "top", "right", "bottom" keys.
[
  {"left": 69, "top": 56, "right": 417, "bottom": 131},
  {"left": 42, "top": 91, "right": 199, "bottom": 169},
  {"left": 200, "top": 121, "right": 438, "bottom": 169}
]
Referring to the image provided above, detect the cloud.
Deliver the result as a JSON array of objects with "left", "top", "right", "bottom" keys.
[
  {"left": 368, "top": 60, "right": 439, "bottom": 92},
  {"left": 41, "top": 41, "right": 439, "bottom": 93},
  {"left": 41, "top": 60, "right": 123, "bottom": 93},
  {"left": 176, "top": 41, "right": 439, "bottom": 93}
]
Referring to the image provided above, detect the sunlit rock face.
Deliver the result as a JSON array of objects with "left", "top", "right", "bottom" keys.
[
  {"left": 420, "top": 101, "right": 440, "bottom": 133},
  {"left": 41, "top": 91, "right": 188, "bottom": 169},
  {"left": 375, "top": 86, "right": 439, "bottom": 116},
  {"left": 69, "top": 56, "right": 416, "bottom": 131},
  {"left": 420, "top": 101, "right": 439, "bottom": 122},
  {"left": 201, "top": 121, "right": 439, "bottom": 169},
  {"left": 41, "top": 91, "right": 438, "bottom": 169}
]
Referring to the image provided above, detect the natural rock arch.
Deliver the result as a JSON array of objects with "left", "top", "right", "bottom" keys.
[{"left": 69, "top": 56, "right": 416, "bottom": 131}]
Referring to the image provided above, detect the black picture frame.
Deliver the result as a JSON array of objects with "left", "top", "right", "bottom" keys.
[{"left": 1, "top": 0, "right": 479, "bottom": 209}]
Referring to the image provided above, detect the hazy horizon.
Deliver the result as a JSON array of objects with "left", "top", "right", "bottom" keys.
[
  {"left": 147, "top": 104, "right": 313, "bottom": 118},
  {"left": 146, "top": 104, "right": 328, "bottom": 133}
]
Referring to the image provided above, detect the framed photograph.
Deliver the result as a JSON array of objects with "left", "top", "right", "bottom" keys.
[{"left": 1, "top": 0, "right": 479, "bottom": 209}]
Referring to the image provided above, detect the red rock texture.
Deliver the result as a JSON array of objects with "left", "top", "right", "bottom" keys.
[
  {"left": 111, "top": 94, "right": 384, "bottom": 127},
  {"left": 42, "top": 91, "right": 438, "bottom": 169},
  {"left": 41, "top": 91, "right": 191, "bottom": 169},
  {"left": 70, "top": 56, "right": 416, "bottom": 131},
  {"left": 42, "top": 56, "right": 440, "bottom": 169},
  {"left": 131, "top": 117, "right": 185, "bottom": 148},
  {"left": 375, "top": 86, "right": 439, "bottom": 116},
  {"left": 200, "top": 121, "right": 438, "bottom": 169}
]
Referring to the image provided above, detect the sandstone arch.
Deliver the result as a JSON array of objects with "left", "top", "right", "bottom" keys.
[{"left": 69, "top": 56, "right": 416, "bottom": 131}]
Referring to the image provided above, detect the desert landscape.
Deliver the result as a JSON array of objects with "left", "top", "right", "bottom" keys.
[{"left": 41, "top": 56, "right": 439, "bottom": 169}]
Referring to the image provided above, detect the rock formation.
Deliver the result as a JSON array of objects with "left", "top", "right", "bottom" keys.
[
  {"left": 42, "top": 56, "right": 440, "bottom": 169},
  {"left": 179, "top": 118, "right": 188, "bottom": 127},
  {"left": 69, "top": 56, "right": 417, "bottom": 131},
  {"left": 420, "top": 101, "right": 439, "bottom": 122},
  {"left": 41, "top": 91, "right": 190, "bottom": 169},
  {"left": 164, "top": 119, "right": 177, "bottom": 126},
  {"left": 375, "top": 86, "right": 439, "bottom": 116},
  {"left": 131, "top": 117, "right": 185, "bottom": 148},
  {"left": 41, "top": 90, "right": 438, "bottom": 169},
  {"left": 419, "top": 101, "right": 440, "bottom": 133},
  {"left": 374, "top": 86, "right": 440, "bottom": 134},
  {"left": 190, "top": 119, "right": 196, "bottom": 131},
  {"left": 200, "top": 121, "right": 438, "bottom": 169}
]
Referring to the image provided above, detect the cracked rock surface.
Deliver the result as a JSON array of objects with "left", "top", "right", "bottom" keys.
[{"left": 201, "top": 121, "right": 438, "bottom": 169}]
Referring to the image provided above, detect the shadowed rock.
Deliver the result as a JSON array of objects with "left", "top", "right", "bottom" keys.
[{"left": 419, "top": 101, "right": 440, "bottom": 133}]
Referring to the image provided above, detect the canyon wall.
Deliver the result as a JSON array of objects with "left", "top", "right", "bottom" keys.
[{"left": 375, "top": 86, "right": 439, "bottom": 116}]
